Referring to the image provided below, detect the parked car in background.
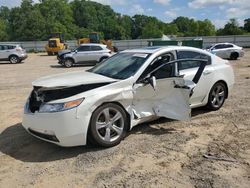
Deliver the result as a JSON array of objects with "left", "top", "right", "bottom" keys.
[
  {"left": 57, "top": 43, "right": 112, "bottom": 68},
  {"left": 0, "top": 44, "right": 27, "bottom": 64},
  {"left": 205, "top": 43, "right": 244, "bottom": 60},
  {"left": 23, "top": 46, "right": 234, "bottom": 147}
]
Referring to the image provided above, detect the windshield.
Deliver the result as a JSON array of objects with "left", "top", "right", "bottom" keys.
[
  {"left": 205, "top": 45, "right": 213, "bottom": 49},
  {"left": 88, "top": 52, "right": 150, "bottom": 79}
]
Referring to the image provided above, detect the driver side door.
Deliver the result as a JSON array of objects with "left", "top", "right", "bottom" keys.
[{"left": 132, "top": 62, "right": 194, "bottom": 121}]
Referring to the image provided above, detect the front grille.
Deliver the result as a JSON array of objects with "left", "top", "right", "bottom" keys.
[
  {"left": 28, "top": 128, "right": 59, "bottom": 142},
  {"left": 49, "top": 40, "right": 57, "bottom": 48}
]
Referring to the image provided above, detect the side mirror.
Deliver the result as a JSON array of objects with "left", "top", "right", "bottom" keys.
[
  {"left": 148, "top": 76, "right": 156, "bottom": 90},
  {"left": 140, "top": 76, "right": 156, "bottom": 90},
  {"left": 74, "top": 50, "right": 78, "bottom": 53}
]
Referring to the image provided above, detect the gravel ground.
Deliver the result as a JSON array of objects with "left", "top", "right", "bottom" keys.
[{"left": 0, "top": 51, "right": 250, "bottom": 188}]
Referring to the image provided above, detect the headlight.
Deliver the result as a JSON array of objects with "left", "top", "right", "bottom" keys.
[
  {"left": 24, "top": 98, "right": 30, "bottom": 114},
  {"left": 39, "top": 98, "right": 84, "bottom": 113}
]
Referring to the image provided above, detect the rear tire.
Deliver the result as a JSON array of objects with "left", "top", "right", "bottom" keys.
[
  {"left": 63, "top": 58, "right": 74, "bottom": 68},
  {"left": 9, "top": 55, "right": 20, "bottom": 64},
  {"left": 206, "top": 82, "right": 227, "bottom": 110},
  {"left": 230, "top": 52, "right": 239, "bottom": 60},
  {"left": 88, "top": 103, "right": 128, "bottom": 147}
]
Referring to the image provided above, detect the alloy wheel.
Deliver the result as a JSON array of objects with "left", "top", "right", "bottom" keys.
[
  {"left": 210, "top": 84, "right": 225, "bottom": 108},
  {"left": 10, "top": 56, "right": 19, "bottom": 64},
  {"left": 95, "top": 107, "right": 124, "bottom": 143}
]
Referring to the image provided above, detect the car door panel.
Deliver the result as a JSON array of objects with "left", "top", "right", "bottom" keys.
[
  {"left": 180, "top": 65, "right": 214, "bottom": 105},
  {"left": 132, "top": 77, "right": 193, "bottom": 121}
]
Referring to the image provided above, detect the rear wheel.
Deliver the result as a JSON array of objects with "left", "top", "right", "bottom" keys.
[
  {"left": 9, "top": 55, "right": 20, "bottom": 64},
  {"left": 88, "top": 103, "right": 128, "bottom": 147},
  {"left": 206, "top": 82, "right": 227, "bottom": 110},
  {"left": 230, "top": 52, "right": 239, "bottom": 60},
  {"left": 63, "top": 58, "right": 74, "bottom": 68}
]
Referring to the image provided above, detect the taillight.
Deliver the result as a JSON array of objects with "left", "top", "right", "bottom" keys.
[{"left": 16, "top": 47, "right": 22, "bottom": 52}]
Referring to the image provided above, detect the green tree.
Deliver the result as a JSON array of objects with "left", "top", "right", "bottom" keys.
[
  {"left": 141, "top": 22, "right": 162, "bottom": 39},
  {"left": 244, "top": 18, "right": 250, "bottom": 32},
  {"left": 39, "top": 0, "right": 75, "bottom": 39},
  {"left": 0, "top": 18, "right": 8, "bottom": 41},
  {"left": 217, "top": 19, "right": 245, "bottom": 35},
  {"left": 197, "top": 19, "right": 216, "bottom": 36}
]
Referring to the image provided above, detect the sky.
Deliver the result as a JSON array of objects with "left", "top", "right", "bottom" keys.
[{"left": 1, "top": 0, "right": 250, "bottom": 28}]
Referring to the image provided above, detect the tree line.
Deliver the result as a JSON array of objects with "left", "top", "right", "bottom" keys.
[{"left": 0, "top": 0, "right": 250, "bottom": 41}]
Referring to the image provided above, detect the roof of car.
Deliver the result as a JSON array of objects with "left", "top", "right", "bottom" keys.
[
  {"left": 122, "top": 46, "right": 205, "bottom": 54},
  {"left": 79, "top": 43, "right": 106, "bottom": 48}
]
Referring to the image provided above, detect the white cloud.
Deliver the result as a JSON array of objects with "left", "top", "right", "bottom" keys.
[
  {"left": 226, "top": 8, "right": 248, "bottom": 19},
  {"left": 89, "top": 0, "right": 126, "bottom": 5},
  {"left": 188, "top": 0, "right": 234, "bottom": 9},
  {"left": 154, "top": 0, "right": 171, "bottom": 5},
  {"left": 213, "top": 18, "right": 244, "bottom": 29},
  {"left": 213, "top": 19, "right": 228, "bottom": 29},
  {"left": 164, "top": 10, "right": 177, "bottom": 18},
  {"left": 130, "top": 4, "right": 145, "bottom": 15}
]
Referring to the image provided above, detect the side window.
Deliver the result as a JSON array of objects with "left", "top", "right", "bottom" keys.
[
  {"left": 214, "top": 44, "right": 225, "bottom": 50},
  {"left": 78, "top": 46, "right": 91, "bottom": 52},
  {"left": 152, "top": 64, "right": 175, "bottom": 80},
  {"left": 7, "top": 45, "right": 15, "bottom": 49},
  {"left": 177, "top": 51, "right": 211, "bottom": 71},
  {"left": 91, "top": 46, "right": 102, "bottom": 51},
  {"left": 139, "top": 52, "right": 175, "bottom": 80},
  {"left": 0, "top": 45, "right": 3, "bottom": 50},
  {"left": 224, "top": 44, "right": 233, "bottom": 48},
  {"left": 1, "top": 45, "right": 8, "bottom": 50}
]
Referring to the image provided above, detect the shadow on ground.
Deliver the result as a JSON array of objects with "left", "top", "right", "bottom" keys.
[
  {"left": 50, "top": 64, "right": 93, "bottom": 69},
  {"left": 0, "top": 109, "right": 211, "bottom": 163}
]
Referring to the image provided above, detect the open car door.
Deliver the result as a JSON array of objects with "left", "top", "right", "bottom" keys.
[{"left": 132, "top": 59, "right": 207, "bottom": 121}]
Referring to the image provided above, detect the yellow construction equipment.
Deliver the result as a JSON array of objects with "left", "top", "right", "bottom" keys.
[
  {"left": 45, "top": 33, "right": 67, "bottom": 55},
  {"left": 78, "top": 32, "right": 118, "bottom": 52}
]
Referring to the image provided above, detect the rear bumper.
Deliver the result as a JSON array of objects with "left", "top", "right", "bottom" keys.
[{"left": 20, "top": 54, "right": 28, "bottom": 60}]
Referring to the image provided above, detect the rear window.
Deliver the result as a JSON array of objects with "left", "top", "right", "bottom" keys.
[{"left": 177, "top": 50, "right": 211, "bottom": 71}]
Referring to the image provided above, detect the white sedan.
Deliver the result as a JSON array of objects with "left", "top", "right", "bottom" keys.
[
  {"left": 22, "top": 46, "right": 234, "bottom": 147},
  {"left": 205, "top": 43, "right": 244, "bottom": 60}
]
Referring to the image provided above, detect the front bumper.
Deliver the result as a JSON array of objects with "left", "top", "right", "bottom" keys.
[{"left": 22, "top": 108, "right": 89, "bottom": 147}]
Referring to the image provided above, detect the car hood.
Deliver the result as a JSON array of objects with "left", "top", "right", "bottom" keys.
[
  {"left": 58, "top": 49, "right": 71, "bottom": 57},
  {"left": 32, "top": 71, "right": 118, "bottom": 88}
]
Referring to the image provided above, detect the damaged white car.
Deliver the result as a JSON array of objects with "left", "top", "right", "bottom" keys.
[{"left": 22, "top": 46, "right": 234, "bottom": 147}]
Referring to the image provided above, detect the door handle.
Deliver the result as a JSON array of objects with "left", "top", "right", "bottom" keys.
[
  {"left": 203, "top": 70, "right": 212, "bottom": 75},
  {"left": 174, "top": 84, "right": 190, "bottom": 89}
]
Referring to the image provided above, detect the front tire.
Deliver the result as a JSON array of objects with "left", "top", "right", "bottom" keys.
[
  {"left": 206, "top": 82, "right": 227, "bottom": 110},
  {"left": 9, "top": 55, "right": 20, "bottom": 64},
  {"left": 63, "top": 58, "right": 74, "bottom": 68},
  {"left": 88, "top": 103, "right": 128, "bottom": 147}
]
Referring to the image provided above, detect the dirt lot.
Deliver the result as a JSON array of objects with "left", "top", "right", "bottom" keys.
[{"left": 0, "top": 51, "right": 250, "bottom": 188}]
